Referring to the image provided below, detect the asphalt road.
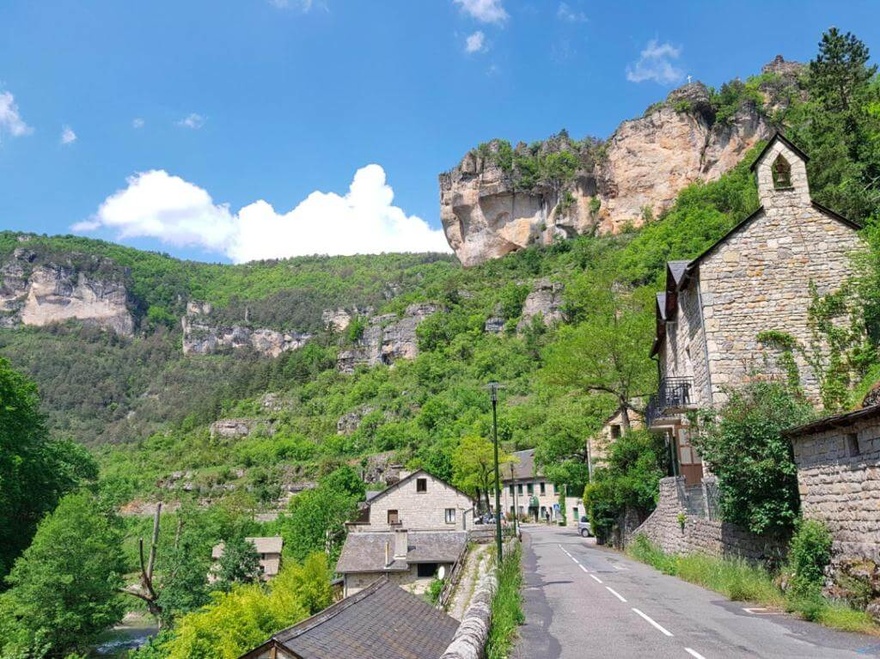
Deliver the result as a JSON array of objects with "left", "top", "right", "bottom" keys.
[{"left": 513, "top": 524, "right": 880, "bottom": 659}]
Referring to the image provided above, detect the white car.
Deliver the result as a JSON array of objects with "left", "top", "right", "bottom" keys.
[{"left": 577, "top": 515, "right": 592, "bottom": 537}]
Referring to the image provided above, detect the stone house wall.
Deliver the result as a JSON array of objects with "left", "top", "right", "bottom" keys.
[
  {"left": 343, "top": 562, "right": 453, "bottom": 597},
  {"left": 632, "top": 477, "right": 784, "bottom": 560},
  {"left": 499, "top": 477, "right": 582, "bottom": 524},
  {"left": 698, "top": 141, "right": 863, "bottom": 406},
  {"left": 663, "top": 282, "right": 711, "bottom": 408},
  {"left": 790, "top": 415, "right": 880, "bottom": 564},
  {"left": 352, "top": 473, "right": 476, "bottom": 533}
]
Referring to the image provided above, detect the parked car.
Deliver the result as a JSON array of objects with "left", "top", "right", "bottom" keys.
[{"left": 577, "top": 515, "right": 592, "bottom": 537}]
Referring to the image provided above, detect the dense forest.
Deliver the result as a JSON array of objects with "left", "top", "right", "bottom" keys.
[{"left": 2, "top": 27, "right": 880, "bottom": 658}]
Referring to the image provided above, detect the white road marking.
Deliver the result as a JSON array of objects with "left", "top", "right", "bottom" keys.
[
  {"left": 590, "top": 574, "right": 603, "bottom": 584},
  {"left": 579, "top": 565, "right": 589, "bottom": 573},
  {"left": 613, "top": 564, "right": 628, "bottom": 570},
  {"left": 632, "top": 608, "right": 674, "bottom": 637},
  {"left": 685, "top": 648, "right": 707, "bottom": 659},
  {"left": 606, "top": 587, "right": 627, "bottom": 602}
]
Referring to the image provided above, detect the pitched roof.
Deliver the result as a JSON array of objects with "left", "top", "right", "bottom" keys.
[
  {"left": 336, "top": 531, "right": 467, "bottom": 574},
  {"left": 667, "top": 260, "right": 690, "bottom": 287},
  {"left": 749, "top": 131, "right": 810, "bottom": 171},
  {"left": 211, "top": 536, "right": 283, "bottom": 560},
  {"left": 503, "top": 448, "right": 537, "bottom": 481},
  {"left": 783, "top": 404, "right": 880, "bottom": 439},
  {"left": 362, "top": 469, "right": 474, "bottom": 508},
  {"left": 240, "top": 579, "right": 459, "bottom": 659}
]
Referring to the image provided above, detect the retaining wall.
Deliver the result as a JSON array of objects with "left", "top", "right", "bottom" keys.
[{"left": 632, "top": 476, "right": 783, "bottom": 561}]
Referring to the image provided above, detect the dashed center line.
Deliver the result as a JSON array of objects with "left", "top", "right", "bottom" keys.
[
  {"left": 578, "top": 565, "right": 589, "bottom": 573},
  {"left": 589, "top": 574, "right": 603, "bottom": 583},
  {"left": 606, "top": 587, "right": 627, "bottom": 602},
  {"left": 685, "top": 648, "right": 707, "bottom": 659},
  {"left": 632, "top": 608, "right": 674, "bottom": 637}
]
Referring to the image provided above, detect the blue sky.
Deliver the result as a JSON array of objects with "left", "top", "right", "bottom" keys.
[{"left": 1, "top": 0, "right": 879, "bottom": 263}]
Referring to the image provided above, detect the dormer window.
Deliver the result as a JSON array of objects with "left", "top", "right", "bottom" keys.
[{"left": 772, "top": 154, "right": 792, "bottom": 189}]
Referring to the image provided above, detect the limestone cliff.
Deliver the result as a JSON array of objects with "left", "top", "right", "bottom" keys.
[
  {"left": 440, "top": 58, "right": 803, "bottom": 266},
  {"left": 0, "top": 246, "right": 134, "bottom": 335},
  {"left": 337, "top": 303, "right": 438, "bottom": 373},
  {"left": 181, "top": 301, "right": 311, "bottom": 357}
]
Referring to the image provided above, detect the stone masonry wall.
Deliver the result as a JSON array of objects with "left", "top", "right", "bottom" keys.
[
  {"left": 352, "top": 474, "right": 476, "bottom": 533},
  {"left": 791, "top": 416, "right": 880, "bottom": 565},
  {"left": 664, "top": 280, "right": 712, "bottom": 407},
  {"left": 698, "top": 141, "right": 863, "bottom": 406},
  {"left": 632, "top": 477, "right": 783, "bottom": 560}
]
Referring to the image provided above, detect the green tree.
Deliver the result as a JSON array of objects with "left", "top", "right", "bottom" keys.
[
  {"left": 451, "top": 435, "right": 514, "bottom": 513},
  {"left": 0, "top": 492, "right": 125, "bottom": 657},
  {"left": 280, "top": 487, "right": 359, "bottom": 564},
  {"left": 583, "top": 430, "right": 668, "bottom": 544},
  {"left": 691, "top": 381, "right": 814, "bottom": 537},
  {"left": 543, "top": 279, "right": 655, "bottom": 431},
  {"left": 216, "top": 536, "right": 263, "bottom": 589},
  {"left": 0, "top": 357, "right": 98, "bottom": 580}
]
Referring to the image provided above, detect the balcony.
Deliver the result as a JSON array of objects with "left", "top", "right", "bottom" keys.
[{"left": 646, "top": 377, "right": 695, "bottom": 427}]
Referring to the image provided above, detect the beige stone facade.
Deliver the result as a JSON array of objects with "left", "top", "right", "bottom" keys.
[
  {"left": 786, "top": 408, "right": 880, "bottom": 564},
  {"left": 649, "top": 134, "right": 864, "bottom": 484},
  {"left": 500, "top": 449, "right": 583, "bottom": 524},
  {"left": 349, "top": 470, "right": 476, "bottom": 533}
]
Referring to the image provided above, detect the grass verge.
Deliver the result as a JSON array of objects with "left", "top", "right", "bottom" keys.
[
  {"left": 486, "top": 543, "right": 524, "bottom": 659},
  {"left": 628, "top": 534, "right": 878, "bottom": 636}
]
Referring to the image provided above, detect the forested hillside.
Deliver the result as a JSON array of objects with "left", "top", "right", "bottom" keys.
[{"left": 3, "top": 27, "right": 880, "bottom": 659}]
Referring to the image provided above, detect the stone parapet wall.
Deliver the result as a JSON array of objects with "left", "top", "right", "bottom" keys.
[
  {"left": 632, "top": 477, "right": 783, "bottom": 560},
  {"left": 790, "top": 415, "right": 880, "bottom": 565}
]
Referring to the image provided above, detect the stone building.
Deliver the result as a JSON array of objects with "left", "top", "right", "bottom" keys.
[
  {"left": 337, "top": 470, "right": 474, "bottom": 596},
  {"left": 647, "top": 133, "right": 864, "bottom": 484},
  {"left": 240, "top": 578, "right": 459, "bottom": 659},
  {"left": 210, "top": 536, "right": 283, "bottom": 582},
  {"left": 784, "top": 406, "right": 880, "bottom": 566},
  {"left": 500, "top": 449, "right": 583, "bottom": 524}
]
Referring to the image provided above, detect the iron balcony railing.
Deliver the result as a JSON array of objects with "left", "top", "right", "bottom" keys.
[{"left": 646, "top": 376, "right": 695, "bottom": 426}]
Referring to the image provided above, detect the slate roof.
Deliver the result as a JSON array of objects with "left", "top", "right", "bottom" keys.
[
  {"left": 240, "top": 578, "right": 459, "bottom": 659},
  {"left": 502, "top": 448, "right": 538, "bottom": 481},
  {"left": 783, "top": 404, "right": 880, "bottom": 439},
  {"left": 359, "top": 469, "right": 474, "bottom": 509},
  {"left": 667, "top": 260, "right": 690, "bottom": 287},
  {"left": 335, "top": 531, "right": 467, "bottom": 574},
  {"left": 211, "top": 536, "right": 283, "bottom": 560},
  {"left": 748, "top": 131, "right": 810, "bottom": 171}
]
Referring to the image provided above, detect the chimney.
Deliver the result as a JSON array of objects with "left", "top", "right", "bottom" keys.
[
  {"left": 394, "top": 529, "right": 408, "bottom": 560},
  {"left": 385, "top": 540, "right": 392, "bottom": 568}
]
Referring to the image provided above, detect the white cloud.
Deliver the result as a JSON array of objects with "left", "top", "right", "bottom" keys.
[
  {"left": 132, "top": 118, "right": 145, "bottom": 129},
  {"left": 176, "top": 113, "right": 205, "bottom": 129},
  {"left": 465, "top": 31, "right": 487, "bottom": 54},
  {"left": 75, "top": 165, "right": 451, "bottom": 263},
  {"left": 60, "top": 125, "right": 77, "bottom": 145},
  {"left": 269, "top": 0, "right": 320, "bottom": 10},
  {"left": 626, "top": 39, "right": 684, "bottom": 85},
  {"left": 557, "top": 3, "right": 587, "bottom": 23},
  {"left": 0, "top": 91, "right": 33, "bottom": 141},
  {"left": 453, "top": 0, "right": 507, "bottom": 24}
]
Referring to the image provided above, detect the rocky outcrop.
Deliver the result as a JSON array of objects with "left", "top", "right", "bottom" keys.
[
  {"left": 210, "top": 418, "right": 260, "bottom": 440},
  {"left": 337, "top": 303, "right": 437, "bottom": 373},
  {"left": 439, "top": 60, "right": 802, "bottom": 266},
  {"left": 0, "top": 247, "right": 134, "bottom": 335},
  {"left": 182, "top": 301, "right": 311, "bottom": 357},
  {"left": 517, "top": 279, "right": 565, "bottom": 332}
]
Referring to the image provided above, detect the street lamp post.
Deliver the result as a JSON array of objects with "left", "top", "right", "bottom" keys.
[
  {"left": 509, "top": 463, "right": 518, "bottom": 538},
  {"left": 488, "top": 381, "right": 503, "bottom": 563}
]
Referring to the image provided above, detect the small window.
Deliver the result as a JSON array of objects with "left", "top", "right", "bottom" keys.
[
  {"left": 572, "top": 507, "right": 579, "bottom": 520},
  {"left": 539, "top": 482, "right": 546, "bottom": 495},
  {"left": 416, "top": 478, "right": 427, "bottom": 493},
  {"left": 772, "top": 154, "right": 792, "bottom": 189},
  {"left": 553, "top": 483, "right": 558, "bottom": 495},
  {"left": 610, "top": 424, "right": 622, "bottom": 439},
  {"left": 417, "top": 563, "right": 438, "bottom": 578},
  {"left": 509, "top": 484, "right": 515, "bottom": 496},
  {"left": 388, "top": 509, "right": 399, "bottom": 525},
  {"left": 517, "top": 484, "right": 523, "bottom": 495},
  {"left": 846, "top": 432, "right": 861, "bottom": 458},
  {"left": 445, "top": 508, "right": 456, "bottom": 524},
  {"left": 527, "top": 483, "right": 534, "bottom": 495}
]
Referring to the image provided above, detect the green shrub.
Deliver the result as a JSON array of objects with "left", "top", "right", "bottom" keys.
[
  {"left": 785, "top": 519, "right": 832, "bottom": 598},
  {"left": 486, "top": 544, "right": 524, "bottom": 659}
]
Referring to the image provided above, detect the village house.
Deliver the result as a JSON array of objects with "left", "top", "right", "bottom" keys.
[
  {"left": 647, "top": 133, "right": 864, "bottom": 484},
  {"left": 239, "top": 577, "right": 459, "bottom": 659},
  {"left": 784, "top": 406, "right": 880, "bottom": 567},
  {"left": 336, "top": 469, "right": 474, "bottom": 596},
  {"left": 500, "top": 449, "right": 584, "bottom": 524},
  {"left": 210, "top": 536, "right": 283, "bottom": 581}
]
